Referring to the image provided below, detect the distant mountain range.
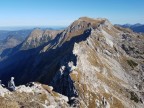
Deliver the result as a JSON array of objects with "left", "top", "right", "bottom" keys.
[
  {"left": 0, "top": 27, "right": 65, "bottom": 54},
  {"left": 0, "top": 29, "right": 32, "bottom": 41},
  {"left": 0, "top": 30, "right": 32, "bottom": 54},
  {"left": 116, "top": 23, "right": 144, "bottom": 33}
]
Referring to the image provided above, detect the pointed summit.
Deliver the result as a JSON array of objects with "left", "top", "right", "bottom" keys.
[{"left": 21, "top": 28, "right": 60, "bottom": 50}]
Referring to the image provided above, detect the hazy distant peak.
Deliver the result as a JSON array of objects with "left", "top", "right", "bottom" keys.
[
  {"left": 21, "top": 28, "right": 60, "bottom": 50},
  {"left": 28, "top": 28, "right": 43, "bottom": 38},
  {"left": 117, "top": 23, "right": 144, "bottom": 33}
]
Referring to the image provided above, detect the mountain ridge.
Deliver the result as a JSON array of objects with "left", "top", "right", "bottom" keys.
[{"left": 0, "top": 17, "right": 144, "bottom": 108}]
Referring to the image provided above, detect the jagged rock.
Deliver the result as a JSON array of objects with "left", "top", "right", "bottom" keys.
[
  {"left": 0, "top": 17, "right": 144, "bottom": 108},
  {"left": 0, "top": 83, "right": 69, "bottom": 108}
]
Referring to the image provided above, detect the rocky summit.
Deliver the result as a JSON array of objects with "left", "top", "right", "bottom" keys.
[{"left": 0, "top": 17, "right": 144, "bottom": 108}]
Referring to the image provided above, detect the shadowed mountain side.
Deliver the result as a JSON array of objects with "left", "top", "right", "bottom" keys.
[
  {"left": 0, "top": 29, "right": 91, "bottom": 86},
  {"left": 0, "top": 17, "right": 144, "bottom": 108}
]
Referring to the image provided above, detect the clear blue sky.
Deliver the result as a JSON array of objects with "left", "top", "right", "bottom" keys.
[{"left": 0, "top": 0, "right": 143, "bottom": 26}]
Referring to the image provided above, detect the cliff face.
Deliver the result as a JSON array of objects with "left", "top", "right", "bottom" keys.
[{"left": 0, "top": 17, "right": 144, "bottom": 108}]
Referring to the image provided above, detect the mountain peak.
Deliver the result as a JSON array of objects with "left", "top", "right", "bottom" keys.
[
  {"left": 28, "top": 28, "right": 43, "bottom": 38},
  {"left": 56, "top": 17, "right": 114, "bottom": 46},
  {"left": 78, "top": 17, "right": 108, "bottom": 22},
  {"left": 21, "top": 29, "right": 60, "bottom": 50},
  {"left": 0, "top": 17, "right": 144, "bottom": 108},
  {"left": 69, "top": 17, "right": 112, "bottom": 31}
]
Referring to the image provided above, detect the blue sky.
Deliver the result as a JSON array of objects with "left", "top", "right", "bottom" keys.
[{"left": 0, "top": 0, "right": 143, "bottom": 26}]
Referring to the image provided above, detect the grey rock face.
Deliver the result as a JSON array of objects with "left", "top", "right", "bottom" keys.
[
  {"left": 50, "top": 17, "right": 144, "bottom": 107},
  {"left": 0, "top": 17, "right": 144, "bottom": 108}
]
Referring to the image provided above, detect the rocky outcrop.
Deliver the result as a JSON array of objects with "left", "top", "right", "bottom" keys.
[
  {"left": 0, "top": 17, "right": 144, "bottom": 108},
  {"left": 0, "top": 83, "right": 69, "bottom": 108}
]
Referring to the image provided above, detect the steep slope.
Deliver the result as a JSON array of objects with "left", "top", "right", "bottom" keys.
[
  {"left": 50, "top": 18, "right": 144, "bottom": 107},
  {"left": 0, "top": 17, "right": 143, "bottom": 108}
]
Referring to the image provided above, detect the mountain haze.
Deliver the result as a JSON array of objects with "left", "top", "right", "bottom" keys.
[
  {"left": 0, "top": 30, "right": 32, "bottom": 55},
  {"left": 117, "top": 23, "right": 144, "bottom": 33}
]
